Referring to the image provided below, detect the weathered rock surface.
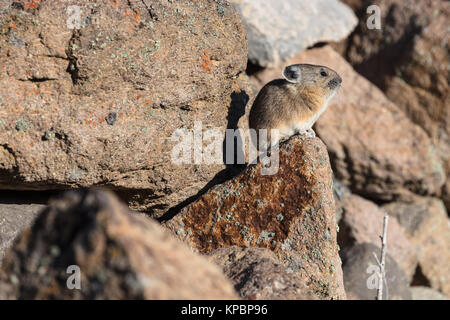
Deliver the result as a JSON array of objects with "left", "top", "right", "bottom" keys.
[
  {"left": 342, "top": 243, "right": 412, "bottom": 300},
  {"left": 251, "top": 46, "right": 445, "bottom": 202},
  {"left": 411, "top": 286, "right": 448, "bottom": 300},
  {"left": 229, "top": 0, "right": 357, "bottom": 67},
  {"left": 208, "top": 246, "right": 316, "bottom": 300},
  {"left": 337, "top": 193, "right": 417, "bottom": 281},
  {"left": 383, "top": 196, "right": 450, "bottom": 296},
  {"left": 0, "top": 189, "right": 238, "bottom": 299},
  {"left": 345, "top": 0, "right": 450, "bottom": 211},
  {"left": 0, "top": 0, "right": 248, "bottom": 218},
  {"left": 164, "top": 135, "right": 346, "bottom": 300},
  {"left": 0, "top": 193, "right": 46, "bottom": 265}
]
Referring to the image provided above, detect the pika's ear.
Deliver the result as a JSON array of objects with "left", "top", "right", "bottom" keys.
[{"left": 282, "top": 65, "right": 302, "bottom": 83}]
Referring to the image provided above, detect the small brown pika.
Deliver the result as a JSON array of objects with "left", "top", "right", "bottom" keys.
[{"left": 249, "top": 64, "right": 342, "bottom": 148}]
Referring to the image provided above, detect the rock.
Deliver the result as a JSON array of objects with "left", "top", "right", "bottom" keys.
[
  {"left": 332, "top": 178, "right": 351, "bottom": 224},
  {"left": 337, "top": 193, "right": 417, "bottom": 281},
  {"left": 208, "top": 246, "right": 316, "bottom": 300},
  {"left": 345, "top": 0, "right": 450, "bottom": 211},
  {"left": 164, "top": 135, "right": 346, "bottom": 300},
  {"left": 339, "top": 0, "right": 367, "bottom": 12},
  {"left": 0, "top": 189, "right": 238, "bottom": 299},
  {"left": 342, "top": 243, "right": 412, "bottom": 300},
  {"left": 345, "top": 0, "right": 447, "bottom": 92},
  {"left": 250, "top": 46, "right": 445, "bottom": 202},
  {"left": 411, "top": 286, "right": 448, "bottom": 300},
  {"left": 0, "top": 192, "right": 47, "bottom": 265},
  {"left": 0, "top": 0, "right": 248, "bottom": 218},
  {"left": 229, "top": 0, "right": 357, "bottom": 67},
  {"left": 443, "top": 165, "right": 450, "bottom": 213},
  {"left": 383, "top": 196, "right": 450, "bottom": 296}
]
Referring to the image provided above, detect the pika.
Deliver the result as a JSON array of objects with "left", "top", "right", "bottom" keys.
[{"left": 249, "top": 64, "right": 342, "bottom": 148}]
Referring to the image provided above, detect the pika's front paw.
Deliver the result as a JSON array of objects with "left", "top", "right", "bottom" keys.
[
  {"left": 298, "top": 128, "right": 316, "bottom": 139},
  {"left": 305, "top": 128, "right": 316, "bottom": 138}
]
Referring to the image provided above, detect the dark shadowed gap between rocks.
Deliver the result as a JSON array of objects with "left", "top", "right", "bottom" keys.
[
  {"left": 157, "top": 90, "right": 250, "bottom": 223},
  {"left": 246, "top": 60, "right": 265, "bottom": 76},
  {"left": 411, "top": 264, "right": 431, "bottom": 287},
  {"left": 0, "top": 190, "right": 57, "bottom": 205}
]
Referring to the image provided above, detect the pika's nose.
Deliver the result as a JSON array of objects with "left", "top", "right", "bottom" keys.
[{"left": 328, "top": 76, "right": 342, "bottom": 89}]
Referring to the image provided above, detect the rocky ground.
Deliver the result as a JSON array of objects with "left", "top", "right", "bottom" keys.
[{"left": 0, "top": 0, "right": 448, "bottom": 300}]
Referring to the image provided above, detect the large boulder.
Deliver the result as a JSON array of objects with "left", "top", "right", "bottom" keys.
[
  {"left": 208, "top": 246, "right": 316, "bottom": 300},
  {"left": 0, "top": 189, "right": 238, "bottom": 299},
  {"left": 345, "top": 0, "right": 450, "bottom": 211},
  {"left": 164, "top": 135, "right": 346, "bottom": 300},
  {"left": 250, "top": 46, "right": 445, "bottom": 202},
  {"left": 383, "top": 196, "right": 450, "bottom": 297},
  {"left": 229, "top": 0, "right": 357, "bottom": 67},
  {"left": 0, "top": 0, "right": 248, "bottom": 218}
]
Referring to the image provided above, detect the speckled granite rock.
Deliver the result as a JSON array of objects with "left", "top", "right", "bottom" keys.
[
  {"left": 208, "top": 246, "right": 316, "bottom": 300},
  {"left": 230, "top": 0, "right": 357, "bottom": 67},
  {"left": 0, "top": 189, "right": 238, "bottom": 299},
  {"left": 0, "top": 0, "right": 248, "bottom": 218},
  {"left": 164, "top": 135, "right": 346, "bottom": 300}
]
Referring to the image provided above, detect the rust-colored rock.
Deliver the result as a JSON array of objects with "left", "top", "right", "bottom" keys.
[
  {"left": 383, "top": 196, "right": 450, "bottom": 296},
  {"left": 0, "top": 0, "right": 248, "bottom": 218},
  {"left": 164, "top": 135, "right": 346, "bottom": 300},
  {"left": 337, "top": 193, "right": 417, "bottom": 281},
  {"left": 0, "top": 189, "right": 238, "bottom": 299},
  {"left": 250, "top": 46, "right": 445, "bottom": 202},
  {"left": 208, "top": 246, "right": 316, "bottom": 300}
]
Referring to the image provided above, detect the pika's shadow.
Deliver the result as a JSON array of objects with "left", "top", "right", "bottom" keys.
[
  {"left": 158, "top": 91, "right": 249, "bottom": 222},
  {"left": 222, "top": 91, "right": 249, "bottom": 173}
]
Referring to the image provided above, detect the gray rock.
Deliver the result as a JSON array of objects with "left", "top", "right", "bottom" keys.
[
  {"left": 230, "top": 0, "right": 357, "bottom": 67},
  {"left": 342, "top": 243, "right": 412, "bottom": 300},
  {"left": 0, "top": 193, "right": 47, "bottom": 266}
]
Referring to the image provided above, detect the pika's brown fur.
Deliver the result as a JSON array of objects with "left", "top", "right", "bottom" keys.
[{"left": 249, "top": 64, "right": 342, "bottom": 147}]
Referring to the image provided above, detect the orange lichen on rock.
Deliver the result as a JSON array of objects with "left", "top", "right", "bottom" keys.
[
  {"left": 133, "top": 12, "right": 140, "bottom": 24},
  {"left": 123, "top": 9, "right": 132, "bottom": 17},
  {"left": 201, "top": 50, "right": 212, "bottom": 71},
  {"left": 109, "top": 0, "right": 120, "bottom": 8},
  {"left": 24, "top": 0, "right": 40, "bottom": 9}
]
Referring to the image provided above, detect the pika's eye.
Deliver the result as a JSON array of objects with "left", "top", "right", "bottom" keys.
[{"left": 320, "top": 70, "right": 328, "bottom": 77}]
